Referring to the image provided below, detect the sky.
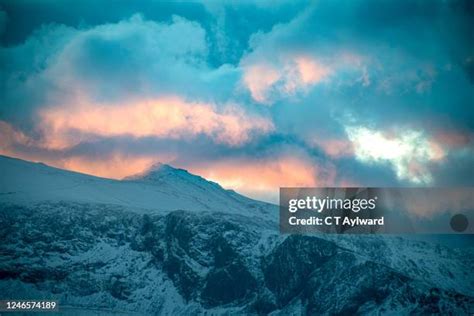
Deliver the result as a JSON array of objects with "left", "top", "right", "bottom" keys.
[{"left": 0, "top": 0, "right": 473, "bottom": 203}]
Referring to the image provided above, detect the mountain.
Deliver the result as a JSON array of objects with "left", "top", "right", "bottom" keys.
[
  {"left": 0, "top": 155, "right": 473, "bottom": 315},
  {"left": 0, "top": 156, "right": 276, "bottom": 221}
]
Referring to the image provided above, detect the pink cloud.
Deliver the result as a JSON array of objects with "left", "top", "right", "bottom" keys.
[
  {"left": 242, "top": 64, "right": 281, "bottom": 104},
  {"left": 433, "top": 130, "right": 472, "bottom": 149},
  {"left": 59, "top": 154, "right": 166, "bottom": 179},
  {"left": 38, "top": 96, "right": 274, "bottom": 149},
  {"left": 0, "top": 121, "right": 33, "bottom": 150},
  {"left": 1, "top": 119, "right": 336, "bottom": 202},
  {"left": 309, "top": 138, "right": 354, "bottom": 158},
  {"left": 242, "top": 55, "right": 332, "bottom": 104},
  {"left": 0, "top": 121, "right": 172, "bottom": 179},
  {"left": 294, "top": 57, "right": 331, "bottom": 85},
  {"left": 0, "top": 94, "right": 275, "bottom": 181},
  {"left": 189, "top": 155, "right": 336, "bottom": 202}
]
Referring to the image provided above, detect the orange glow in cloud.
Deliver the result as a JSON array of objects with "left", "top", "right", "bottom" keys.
[
  {"left": 309, "top": 138, "right": 354, "bottom": 158},
  {"left": 0, "top": 121, "right": 32, "bottom": 151},
  {"left": 243, "top": 64, "right": 281, "bottom": 104},
  {"left": 1, "top": 121, "right": 40, "bottom": 161},
  {"left": 294, "top": 57, "right": 331, "bottom": 85},
  {"left": 1, "top": 119, "right": 333, "bottom": 201},
  {"left": 189, "top": 156, "right": 336, "bottom": 202},
  {"left": 0, "top": 121, "right": 167, "bottom": 179},
  {"left": 242, "top": 56, "right": 332, "bottom": 104},
  {"left": 60, "top": 154, "right": 165, "bottom": 179},
  {"left": 39, "top": 97, "right": 274, "bottom": 149},
  {"left": 433, "top": 131, "right": 472, "bottom": 149}
]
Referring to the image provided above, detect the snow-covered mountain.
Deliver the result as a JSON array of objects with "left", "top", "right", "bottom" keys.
[
  {"left": 0, "top": 155, "right": 473, "bottom": 315},
  {"left": 0, "top": 156, "right": 276, "bottom": 221}
]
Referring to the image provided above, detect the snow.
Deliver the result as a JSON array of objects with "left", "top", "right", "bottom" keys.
[
  {"left": 0, "top": 155, "right": 277, "bottom": 221},
  {"left": 1, "top": 155, "right": 473, "bottom": 314}
]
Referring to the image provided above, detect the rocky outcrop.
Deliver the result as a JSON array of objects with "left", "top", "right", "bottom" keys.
[{"left": 1, "top": 202, "right": 473, "bottom": 315}]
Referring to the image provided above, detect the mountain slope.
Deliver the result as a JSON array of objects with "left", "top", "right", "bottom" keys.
[
  {"left": 0, "top": 155, "right": 473, "bottom": 315},
  {"left": 0, "top": 155, "right": 276, "bottom": 220}
]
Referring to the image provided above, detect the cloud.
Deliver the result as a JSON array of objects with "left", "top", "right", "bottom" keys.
[
  {"left": 1, "top": 1, "right": 474, "bottom": 201},
  {"left": 380, "top": 188, "right": 474, "bottom": 219},
  {"left": 0, "top": 118, "right": 335, "bottom": 202},
  {"left": 345, "top": 126, "right": 445, "bottom": 184},
  {"left": 0, "top": 14, "right": 240, "bottom": 123},
  {"left": 307, "top": 138, "right": 354, "bottom": 158},
  {"left": 59, "top": 153, "right": 162, "bottom": 179},
  {"left": 237, "top": 5, "right": 373, "bottom": 105},
  {"left": 0, "top": 122, "right": 30, "bottom": 159},
  {"left": 38, "top": 96, "right": 273, "bottom": 149},
  {"left": 242, "top": 63, "right": 280, "bottom": 104},
  {"left": 0, "top": 120, "right": 177, "bottom": 179},
  {"left": 238, "top": 0, "right": 473, "bottom": 129},
  {"left": 189, "top": 153, "right": 336, "bottom": 203},
  {"left": 40, "top": 14, "right": 209, "bottom": 101},
  {"left": 432, "top": 129, "right": 473, "bottom": 149},
  {"left": 0, "top": 13, "right": 273, "bottom": 182},
  {"left": 242, "top": 55, "right": 332, "bottom": 104}
]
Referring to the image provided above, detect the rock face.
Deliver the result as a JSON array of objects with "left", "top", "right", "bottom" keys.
[
  {"left": 0, "top": 156, "right": 473, "bottom": 315},
  {"left": 1, "top": 203, "right": 473, "bottom": 315}
]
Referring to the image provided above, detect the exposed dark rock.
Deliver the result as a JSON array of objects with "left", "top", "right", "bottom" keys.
[{"left": 1, "top": 203, "right": 473, "bottom": 315}]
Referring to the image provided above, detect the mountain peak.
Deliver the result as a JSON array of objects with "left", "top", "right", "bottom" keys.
[
  {"left": 124, "top": 162, "right": 225, "bottom": 191},
  {"left": 0, "top": 154, "right": 272, "bottom": 216},
  {"left": 125, "top": 162, "right": 194, "bottom": 181},
  {"left": 147, "top": 162, "right": 183, "bottom": 174}
]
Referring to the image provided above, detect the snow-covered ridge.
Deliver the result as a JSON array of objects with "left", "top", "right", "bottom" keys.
[
  {"left": 0, "top": 155, "right": 276, "bottom": 219},
  {"left": 126, "top": 162, "right": 222, "bottom": 189}
]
